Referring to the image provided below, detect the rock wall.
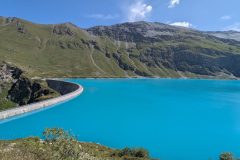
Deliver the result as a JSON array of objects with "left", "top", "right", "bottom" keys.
[
  {"left": 8, "top": 77, "right": 59, "bottom": 106},
  {"left": 46, "top": 79, "right": 79, "bottom": 95},
  {"left": 0, "top": 80, "right": 83, "bottom": 120},
  {"left": 0, "top": 63, "right": 22, "bottom": 83},
  {"left": 0, "top": 63, "right": 60, "bottom": 108}
]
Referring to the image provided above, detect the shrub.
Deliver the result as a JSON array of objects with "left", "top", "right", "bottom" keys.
[
  {"left": 42, "top": 128, "right": 81, "bottom": 159},
  {"left": 114, "top": 147, "right": 149, "bottom": 159},
  {"left": 220, "top": 152, "right": 234, "bottom": 160}
]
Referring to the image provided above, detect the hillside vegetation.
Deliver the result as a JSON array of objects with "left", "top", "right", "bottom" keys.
[
  {"left": 1, "top": 17, "right": 240, "bottom": 79},
  {"left": 0, "top": 128, "right": 152, "bottom": 160},
  {"left": 0, "top": 128, "right": 237, "bottom": 160}
]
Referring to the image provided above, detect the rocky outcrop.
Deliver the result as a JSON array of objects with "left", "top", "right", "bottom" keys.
[
  {"left": 16, "top": 21, "right": 26, "bottom": 33},
  {"left": 1, "top": 17, "right": 27, "bottom": 33},
  {"left": 112, "top": 53, "right": 135, "bottom": 71},
  {"left": 87, "top": 21, "right": 179, "bottom": 43},
  {"left": 52, "top": 23, "right": 77, "bottom": 36},
  {"left": 0, "top": 63, "right": 22, "bottom": 83},
  {"left": 8, "top": 76, "right": 58, "bottom": 106},
  {"left": 0, "top": 81, "right": 83, "bottom": 120},
  {"left": 0, "top": 63, "right": 59, "bottom": 108},
  {"left": 7, "top": 76, "right": 32, "bottom": 105},
  {"left": 0, "top": 63, "right": 23, "bottom": 101},
  {"left": 87, "top": 21, "right": 225, "bottom": 44}
]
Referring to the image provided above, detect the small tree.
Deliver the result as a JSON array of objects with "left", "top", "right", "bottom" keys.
[
  {"left": 42, "top": 128, "right": 81, "bottom": 159},
  {"left": 43, "top": 128, "right": 73, "bottom": 142},
  {"left": 116, "top": 147, "right": 149, "bottom": 158},
  {"left": 220, "top": 152, "right": 234, "bottom": 160}
]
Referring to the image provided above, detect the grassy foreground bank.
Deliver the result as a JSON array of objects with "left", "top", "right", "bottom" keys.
[
  {"left": 0, "top": 128, "right": 152, "bottom": 160},
  {"left": 0, "top": 128, "right": 238, "bottom": 160}
]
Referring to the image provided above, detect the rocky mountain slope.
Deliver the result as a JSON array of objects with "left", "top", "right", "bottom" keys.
[
  {"left": 0, "top": 17, "right": 240, "bottom": 78},
  {"left": 0, "top": 62, "right": 59, "bottom": 110},
  {"left": 207, "top": 30, "right": 240, "bottom": 42}
]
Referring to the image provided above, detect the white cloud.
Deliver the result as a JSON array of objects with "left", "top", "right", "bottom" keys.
[
  {"left": 168, "top": 0, "right": 180, "bottom": 8},
  {"left": 87, "top": 14, "right": 119, "bottom": 20},
  {"left": 170, "top": 21, "right": 192, "bottom": 28},
  {"left": 224, "top": 23, "right": 240, "bottom": 31},
  {"left": 221, "top": 15, "right": 232, "bottom": 20},
  {"left": 128, "top": 0, "right": 153, "bottom": 22}
]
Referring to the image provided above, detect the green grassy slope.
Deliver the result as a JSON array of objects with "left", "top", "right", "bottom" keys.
[
  {"left": 0, "top": 17, "right": 126, "bottom": 78},
  {"left": 1, "top": 17, "right": 240, "bottom": 78},
  {"left": 0, "top": 83, "right": 16, "bottom": 110}
]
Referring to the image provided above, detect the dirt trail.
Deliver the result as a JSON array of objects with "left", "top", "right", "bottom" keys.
[{"left": 89, "top": 46, "right": 109, "bottom": 76}]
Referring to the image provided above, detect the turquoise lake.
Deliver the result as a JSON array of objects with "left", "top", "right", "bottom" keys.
[{"left": 1, "top": 79, "right": 240, "bottom": 159}]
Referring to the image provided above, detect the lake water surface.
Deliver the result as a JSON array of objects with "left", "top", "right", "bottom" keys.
[{"left": 1, "top": 79, "right": 240, "bottom": 160}]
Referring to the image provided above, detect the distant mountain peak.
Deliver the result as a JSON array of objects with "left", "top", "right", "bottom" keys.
[
  {"left": 57, "top": 22, "right": 79, "bottom": 28},
  {"left": 86, "top": 21, "right": 196, "bottom": 43},
  {"left": 52, "top": 22, "right": 83, "bottom": 36},
  {"left": 207, "top": 30, "right": 240, "bottom": 41}
]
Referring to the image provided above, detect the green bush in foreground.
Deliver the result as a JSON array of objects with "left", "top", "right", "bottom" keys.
[
  {"left": 42, "top": 128, "right": 81, "bottom": 160},
  {"left": 1, "top": 129, "right": 239, "bottom": 160},
  {"left": 220, "top": 152, "right": 234, "bottom": 160},
  {"left": 111, "top": 147, "right": 149, "bottom": 159},
  {"left": 42, "top": 128, "right": 151, "bottom": 159},
  {"left": 1, "top": 128, "right": 240, "bottom": 160}
]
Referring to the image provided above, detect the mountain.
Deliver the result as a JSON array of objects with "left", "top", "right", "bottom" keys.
[
  {"left": 207, "top": 31, "right": 240, "bottom": 42},
  {"left": 1, "top": 17, "right": 240, "bottom": 79}
]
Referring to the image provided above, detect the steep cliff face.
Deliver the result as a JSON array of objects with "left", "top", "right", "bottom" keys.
[
  {"left": 0, "top": 63, "right": 22, "bottom": 83},
  {"left": 87, "top": 21, "right": 194, "bottom": 43},
  {"left": 0, "top": 17, "right": 240, "bottom": 78},
  {"left": 8, "top": 76, "right": 59, "bottom": 106},
  {"left": 0, "top": 63, "right": 22, "bottom": 110}
]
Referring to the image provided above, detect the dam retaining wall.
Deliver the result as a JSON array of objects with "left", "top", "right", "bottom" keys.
[{"left": 0, "top": 80, "right": 83, "bottom": 120}]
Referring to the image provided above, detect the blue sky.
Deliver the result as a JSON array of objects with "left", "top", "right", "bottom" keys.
[{"left": 0, "top": 0, "right": 239, "bottom": 31}]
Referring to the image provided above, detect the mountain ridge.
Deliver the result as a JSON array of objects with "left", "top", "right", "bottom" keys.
[
  {"left": 207, "top": 30, "right": 240, "bottom": 42},
  {"left": 0, "top": 16, "right": 240, "bottom": 79}
]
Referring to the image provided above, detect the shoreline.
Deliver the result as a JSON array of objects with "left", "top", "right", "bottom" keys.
[
  {"left": 0, "top": 76, "right": 238, "bottom": 120},
  {"left": 42, "top": 71, "right": 239, "bottom": 81},
  {"left": 53, "top": 77, "right": 240, "bottom": 81},
  {"left": 0, "top": 80, "right": 83, "bottom": 120}
]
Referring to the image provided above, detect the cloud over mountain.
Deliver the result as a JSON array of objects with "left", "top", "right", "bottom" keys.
[
  {"left": 221, "top": 15, "right": 232, "bottom": 20},
  {"left": 170, "top": 21, "right": 192, "bottom": 28},
  {"left": 224, "top": 23, "right": 240, "bottom": 31},
  {"left": 168, "top": 0, "right": 180, "bottom": 8},
  {"left": 128, "top": 0, "right": 152, "bottom": 22}
]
